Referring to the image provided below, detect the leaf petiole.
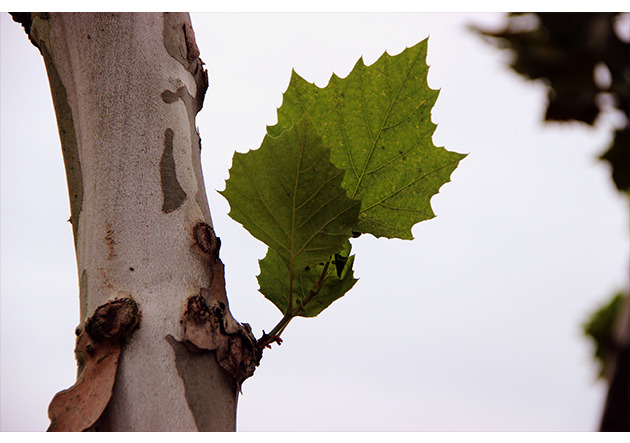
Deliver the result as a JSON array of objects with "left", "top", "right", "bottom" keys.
[{"left": 262, "top": 260, "right": 331, "bottom": 346}]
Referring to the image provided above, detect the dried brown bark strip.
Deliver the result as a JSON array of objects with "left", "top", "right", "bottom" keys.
[
  {"left": 47, "top": 298, "right": 140, "bottom": 432},
  {"left": 179, "top": 222, "right": 262, "bottom": 387}
]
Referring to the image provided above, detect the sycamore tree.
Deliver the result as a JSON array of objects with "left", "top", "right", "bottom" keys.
[{"left": 10, "top": 12, "right": 464, "bottom": 431}]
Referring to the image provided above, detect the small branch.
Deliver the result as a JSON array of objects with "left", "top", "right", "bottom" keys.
[{"left": 265, "top": 313, "right": 292, "bottom": 341}]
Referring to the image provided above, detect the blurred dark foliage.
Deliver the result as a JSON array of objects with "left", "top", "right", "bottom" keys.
[
  {"left": 474, "top": 13, "right": 630, "bottom": 431},
  {"left": 473, "top": 12, "right": 630, "bottom": 193}
]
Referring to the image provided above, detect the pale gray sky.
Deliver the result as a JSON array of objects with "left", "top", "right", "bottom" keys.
[{"left": 1, "top": 11, "right": 628, "bottom": 431}]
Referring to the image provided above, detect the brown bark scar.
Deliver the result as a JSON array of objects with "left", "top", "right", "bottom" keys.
[
  {"left": 183, "top": 22, "right": 200, "bottom": 61},
  {"left": 180, "top": 292, "right": 261, "bottom": 388},
  {"left": 178, "top": 222, "right": 262, "bottom": 388},
  {"left": 193, "top": 222, "right": 220, "bottom": 261},
  {"left": 98, "top": 268, "right": 114, "bottom": 290},
  {"left": 47, "top": 297, "right": 140, "bottom": 432}
]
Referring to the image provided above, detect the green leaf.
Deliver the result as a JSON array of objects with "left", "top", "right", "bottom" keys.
[
  {"left": 258, "top": 242, "right": 357, "bottom": 318},
  {"left": 269, "top": 39, "right": 466, "bottom": 239},
  {"left": 220, "top": 114, "right": 361, "bottom": 273}
]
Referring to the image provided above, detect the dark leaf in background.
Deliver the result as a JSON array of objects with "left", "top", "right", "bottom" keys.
[{"left": 473, "top": 13, "right": 630, "bottom": 192}]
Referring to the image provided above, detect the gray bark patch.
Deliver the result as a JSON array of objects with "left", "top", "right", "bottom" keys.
[
  {"left": 161, "top": 87, "right": 211, "bottom": 220},
  {"left": 165, "top": 335, "right": 237, "bottom": 431},
  {"left": 160, "top": 128, "right": 187, "bottom": 213},
  {"left": 162, "top": 12, "right": 207, "bottom": 108},
  {"left": 79, "top": 270, "right": 88, "bottom": 322},
  {"left": 162, "top": 13, "right": 188, "bottom": 68},
  {"left": 39, "top": 44, "right": 84, "bottom": 245},
  {"left": 161, "top": 12, "right": 210, "bottom": 221},
  {"left": 160, "top": 89, "right": 179, "bottom": 104}
]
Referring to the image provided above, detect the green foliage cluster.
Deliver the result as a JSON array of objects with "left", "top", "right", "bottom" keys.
[{"left": 221, "top": 40, "right": 465, "bottom": 339}]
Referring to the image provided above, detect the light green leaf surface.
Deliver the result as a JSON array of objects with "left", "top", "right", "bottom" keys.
[
  {"left": 221, "top": 114, "right": 360, "bottom": 272},
  {"left": 258, "top": 242, "right": 357, "bottom": 317},
  {"left": 269, "top": 39, "right": 466, "bottom": 239}
]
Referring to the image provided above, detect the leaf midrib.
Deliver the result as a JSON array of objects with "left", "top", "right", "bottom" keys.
[
  {"left": 288, "top": 126, "right": 306, "bottom": 309},
  {"left": 349, "top": 49, "right": 424, "bottom": 200}
]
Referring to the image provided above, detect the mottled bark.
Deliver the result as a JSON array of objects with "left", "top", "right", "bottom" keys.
[{"left": 13, "top": 12, "right": 253, "bottom": 431}]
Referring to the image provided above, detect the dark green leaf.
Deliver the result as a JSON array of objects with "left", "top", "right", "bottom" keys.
[
  {"left": 258, "top": 242, "right": 357, "bottom": 318},
  {"left": 221, "top": 114, "right": 360, "bottom": 272}
]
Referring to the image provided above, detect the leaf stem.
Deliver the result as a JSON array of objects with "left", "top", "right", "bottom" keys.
[
  {"left": 264, "top": 260, "right": 331, "bottom": 343},
  {"left": 288, "top": 264, "right": 294, "bottom": 314}
]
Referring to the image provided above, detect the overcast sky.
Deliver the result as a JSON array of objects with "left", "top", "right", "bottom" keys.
[{"left": 1, "top": 11, "right": 629, "bottom": 431}]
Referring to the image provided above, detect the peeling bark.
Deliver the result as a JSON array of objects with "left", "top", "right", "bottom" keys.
[
  {"left": 181, "top": 293, "right": 261, "bottom": 387},
  {"left": 48, "top": 298, "right": 140, "bottom": 432},
  {"left": 184, "top": 222, "right": 262, "bottom": 387}
]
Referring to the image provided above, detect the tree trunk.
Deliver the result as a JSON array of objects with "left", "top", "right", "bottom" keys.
[
  {"left": 600, "top": 292, "right": 630, "bottom": 431},
  {"left": 13, "top": 12, "right": 256, "bottom": 431}
]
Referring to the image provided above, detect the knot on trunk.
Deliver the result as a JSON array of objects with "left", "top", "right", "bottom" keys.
[
  {"left": 86, "top": 297, "right": 141, "bottom": 341},
  {"left": 181, "top": 292, "right": 262, "bottom": 387},
  {"left": 193, "top": 221, "right": 221, "bottom": 259}
]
